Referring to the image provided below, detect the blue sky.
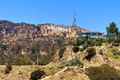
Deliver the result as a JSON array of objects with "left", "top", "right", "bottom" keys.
[{"left": 0, "top": 0, "right": 120, "bottom": 32}]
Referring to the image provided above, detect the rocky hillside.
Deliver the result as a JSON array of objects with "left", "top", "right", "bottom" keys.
[
  {"left": 0, "top": 20, "right": 89, "bottom": 48},
  {"left": 0, "top": 45, "right": 120, "bottom": 80},
  {"left": 0, "top": 20, "right": 89, "bottom": 39},
  {"left": 0, "top": 20, "right": 90, "bottom": 65}
]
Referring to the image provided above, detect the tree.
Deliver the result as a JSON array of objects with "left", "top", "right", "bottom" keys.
[
  {"left": 31, "top": 42, "right": 40, "bottom": 65},
  {"left": 56, "top": 36, "right": 66, "bottom": 60},
  {"left": 106, "top": 22, "right": 119, "bottom": 41}
]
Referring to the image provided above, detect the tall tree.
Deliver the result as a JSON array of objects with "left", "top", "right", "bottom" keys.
[
  {"left": 106, "top": 22, "right": 119, "bottom": 41},
  {"left": 31, "top": 41, "right": 40, "bottom": 65}
]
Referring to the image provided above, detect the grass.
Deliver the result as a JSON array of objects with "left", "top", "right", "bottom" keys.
[
  {"left": 40, "top": 62, "right": 64, "bottom": 75},
  {"left": 0, "top": 63, "right": 64, "bottom": 80}
]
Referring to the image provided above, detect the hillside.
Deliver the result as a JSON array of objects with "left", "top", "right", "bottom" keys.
[
  {"left": 0, "top": 20, "right": 120, "bottom": 80},
  {"left": 0, "top": 45, "right": 120, "bottom": 80}
]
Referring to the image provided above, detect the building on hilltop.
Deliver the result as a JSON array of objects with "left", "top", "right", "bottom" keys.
[{"left": 78, "top": 32, "right": 106, "bottom": 39}]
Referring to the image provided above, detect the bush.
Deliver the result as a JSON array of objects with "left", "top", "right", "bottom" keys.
[
  {"left": 99, "top": 49, "right": 103, "bottom": 55},
  {"left": 59, "top": 47, "right": 66, "bottom": 59},
  {"left": 30, "top": 70, "right": 46, "bottom": 80},
  {"left": 64, "top": 58, "right": 83, "bottom": 67},
  {"left": 111, "top": 40, "right": 120, "bottom": 46},
  {"left": 84, "top": 47, "right": 96, "bottom": 61},
  {"left": 111, "top": 48, "right": 120, "bottom": 56},
  {"left": 87, "top": 47, "right": 96, "bottom": 54},
  {"left": 38, "top": 55, "right": 52, "bottom": 65},
  {"left": 4, "top": 63, "right": 12, "bottom": 74},
  {"left": 15, "top": 54, "right": 32, "bottom": 65},
  {"left": 95, "top": 39, "right": 103, "bottom": 46},
  {"left": 72, "top": 46, "right": 79, "bottom": 53},
  {"left": 112, "top": 42, "right": 119, "bottom": 46},
  {"left": 113, "top": 51, "right": 120, "bottom": 56},
  {"left": 87, "top": 40, "right": 95, "bottom": 47},
  {"left": 86, "top": 64, "right": 120, "bottom": 80},
  {"left": 75, "top": 38, "right": 85, "bottom": 46}
]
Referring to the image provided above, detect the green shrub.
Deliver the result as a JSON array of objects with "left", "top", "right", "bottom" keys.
[
  {"left": 63, "top": 58, "right": 83, "bottom": 67},
  {"left": 59, "top": 47, "right": 66, "bottom": 59},
  {"left": 111, "top": 48, "right": 120, "bottom": 56},
  {"left": 95, "top": 39, "right": 103, "bottom": 46},
  {"left": 112, "top": 42, "right": 119, "bottom": 46},
  {"left": 113, "top": 51, "right": 120, "bottom": 56},
  {"left": 15, "top": 54, "right": 32, "bottom": 65},
  {"left": 111, "top": 40, "right": 120, "bottom": 46},
  {"left": 38, "top": 55, "right": 52, "bottom": 65},
  {"left": 87, "top": 40, "right": 95, "bottom": 47},
  {"left": 75, "top": 38, "right": 85, "bottom": 46}
]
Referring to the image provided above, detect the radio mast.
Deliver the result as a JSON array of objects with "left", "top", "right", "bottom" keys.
[{"left": 72, "top": 12, "right": 77, "bottom": 28}]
